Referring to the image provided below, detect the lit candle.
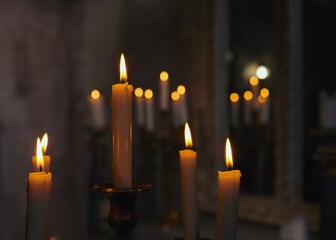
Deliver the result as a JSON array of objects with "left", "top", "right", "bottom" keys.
[
  {"left": 258, "top": 88, "right": 270, "bottom": 124},
  {"left": 111, "top": 53, "right": 133, "bottom": 187},
  {"left": 32, "top": 133, "right": 50, "bottom": 172},
  {"left": 159, "top": 71, "right": 170, "bottom": 112},
  {"left": 215, "top": 138, "right": 241, "bottom": 240},
  {"left": 26, "top": 135, "right": 53, "bottom": 240},
  {"left": 177, "top": 85, "right": 189, "bottom": 126},
  {"left": 144, "top": 89, "right": 155, "bottom": 132},
  {"left": 134, "top": 87, "right": 145, "bottom": 127},
  {"left": 179, "top": 123, "right": 199, "bottom": 240},
  {"left": 243, "top": 90, "right": 253, "bottom": 125},
  {"left": 88, "top": 89, "right": 106, "bottom": 129},
  {"left": 171, "top": 91, "right": 180, "bottom": 127},
  {"left": 249, "top": 76, "right": 259, "bottom": 110},
  {"left": 230, "top": 93, "right": 240, "bottom": 127}
]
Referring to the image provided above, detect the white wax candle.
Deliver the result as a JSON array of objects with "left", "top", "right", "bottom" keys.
[
  {"left": 243, "top": 91, "right": 253, "bottom": 125},
  {"left": 111, "top": 54, "right": 133, "bottom": 187},
  {"left": 230, "top": 93, "right": 240, "bottom": 127},
  {"left": 179, "top": 123, "right": 199, "bottom": 240},
  {"left": 159, "top": 71, "right": 170, "bottom": 112},
  {"left": 177, "top": 85, "right": 188, "bottom": 126},
  {"left": 88, "top": 89, "right": 106, "bottom": 129},
  {"left": 144, "top": 89, "right": 155, "bottom": 132},
  {"left": 134, "top": 87, "right": 145, "bottom": 127},
  {"left": 250, "top": 76, "right": 260, "bottom": 110},
  {"left": 171, "top": 91, "right": 180, "bottom": 127}
]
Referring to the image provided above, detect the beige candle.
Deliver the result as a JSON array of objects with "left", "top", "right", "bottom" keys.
[
  {"left": 216, "top": 138, "right": 241, "bottom": 240},
  {"left": 134, "top": 87, "right": 145, "bottom": 127},
  {"left": 159, "top": 71, "right": 170, "bottom": 111},
  {"left": 111, "top": 53, "right": 133, "bottom": 187},
  {"left": 258, "top": 88, "right": 270, "bottom": 124},
  {"left": 88, "top": 89, "right": 106, "bottom": 129},
  {"left": 243, "top": 90, "right": 253, "bottom": 125},
  {"left": 171, "top": 91, "right": 180, "bottom": 127},
  {"left": 230, "top": 93, "right": 240, "bottom": 127},
  {"left": 250, "top": 76, "right": 259, "bottom": 110},
  {"left": 177, "top": 85, "right": 188, "bottom": 126},
  {"left": 144, "top": 89, "right": 155, "bottom": 132},
  {"left": 179, "top": 123, "right": 199, "bottom": 240}
]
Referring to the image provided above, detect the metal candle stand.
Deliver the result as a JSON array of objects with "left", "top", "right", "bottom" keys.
[{"left": 93, "top": 182, "right": 152, "bottom": 240}]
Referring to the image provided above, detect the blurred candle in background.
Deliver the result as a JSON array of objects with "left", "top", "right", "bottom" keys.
[
  {"left": 258, "top": 88, "right": 270, "bottom": 124},
  {"left": 177, "top": 85, "right": 188, "bottom": 126},
  {"left": 249, "top": 76, "right": 259, "bottom": 110},
  {"left": 88, "top": 89, "right": 106, "bottom": 129},
  {"left": 145, "top": 89, "right": 155, "bottom": 132},
  {"left": 171, "top": 91, "right": 180, "bottom": 127},
  {"left": 134, "top": 87, "right": 145, "bottom": 127},
  {"left": 159, "top": 71, "right": 169, "bottom": 112},
  {"left": 243, "top": 90, "right": 253, "bottom": 125},
  {"left": 111, "top": 53, "right": 133, "bottom": 187},
  {"left": 230, "top": 92, "right": 240, "bottom": 128}
]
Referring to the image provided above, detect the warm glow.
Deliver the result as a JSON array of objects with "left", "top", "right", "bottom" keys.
[
  {"left": 171, "top": 91, "right": 180, "bottom": 101},
  {"left": 184, "top": 123, "right": 193, "bottom": 148},
  {"left": 230, "top": 93, "right": 239, "bottom": 103},
  {"left": 258, "top": 95, "right": 267, "bottom": 104},
  {"left": 91, "top": 89, "right": 100, "bottom": 100},
  {"left": 249, "top": 76, "right": 259, "bottom": 86},
  {"left": 225, "top": 138, "right": 233, "bottom": 169},
  {"left": 120, "top": 53, "right": 127, "bottom": 82},
  {"left": 260, "top": 88, "right": 269, "bottom": 98},
  {"left": 244, "top": 91, "right": 253, "bottom": 101},
  {"left": 256, "top": 65, "right": 269, "bottom": 79},
  {"left": 177, "top": 85, "right": 186, "bottom": 95},
  {"left": 36, "top": 138, "right": 44, "bottom": 171},
  {"left": 134, "top": 87, "right": 143, "bottom": 97},
  {"left": 144, "top": 89, "right": 153, "bottom": 99},
  {"left": 41, "top": 133, "right": 48, "bottom": 153},
  {"left": 160, "top": 71, "right": 169, "bottom": 81}
]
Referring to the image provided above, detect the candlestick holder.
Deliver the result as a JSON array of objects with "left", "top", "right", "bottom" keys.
[{"left": 93, "top": 182, "right": 152, "bottom": 240}]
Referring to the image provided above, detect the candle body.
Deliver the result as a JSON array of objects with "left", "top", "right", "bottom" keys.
[
  {"left": 243, "top": 100, "right": 252, "bottom": 125},
  {"left": 259, "top": 98, "right": 270, "bottom": 124},
  {"left": 26, "top": 172, "right": 52, "bottom": 240},
  {"left": 88, "top": 95, "right": 106, "bottom": 129},
  {"left": 230, "top": 101, "right": 240, "bottom": 127},
  {"left": 251, "top": 85, "right": 259, "bottom": 110},
  {"left": 32, "top": 156, "right": 51, "bottom": 172},
  {"left": 215, "top": 170, "right": 241, "bottom": 240},
  {"left": 145, "top": 97, "right": 155, "bottom": 132},
  {"left": 179, "top": 149, "right": 199, "bottom": 240},
  {"left": 179, "top": 94, "right": 189, "bottom": 126},
  {"left": 159, "top": 80, "right": 169, "bottom": 111},
  {"left": 111, "top": 82, "right": 133, "bottom": 187},
  {"left": 172, "top": 99, "right": 180, "bottom": 127},
  {"left": 135, "top": 96, "right": 145, "bottom": 127}
]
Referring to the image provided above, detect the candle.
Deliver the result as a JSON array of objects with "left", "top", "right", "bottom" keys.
[
  {"left": 179, "top": 123, "right": 199, "bottom": 240},
  {"left": 216, "top": 138, "right": 241, "bottom": 240},
  {"left": 230, "top": 93, "right": 240, "bottom": 128},
  {"left": 159, "top": 71, "right": 170, "bottom": 112},
  {"left": 177, "top": 85, "right": 189, "bottom": 126},
  {"left": 88, "top": 89, "right": 106, "bottom": 129},
  {"left": 111, "top": 53, "right": 133, "bottom": 187},
  {"left": 26, "top": 135, "right": 53, "bottom": 240},
  {"left": 171, "top": 91, "right": 180, "bottom": 127},
  {"left": 134, "top": 87, "right": 145, "bottom": 127},
  {"left": 144, "top": 89, "right": 155, "bottom": 132},
  {"left": 249, "top": 76, "right": 259, "bottom": 110},
  {"left": 243, "top": 91, "right": 253, "bottom": 125},
  {"left": 32, "top": 133, "right": 50, "bottom": 172},
  {"left": 258, "top": 88, "right": 270, "bottom": 124}
]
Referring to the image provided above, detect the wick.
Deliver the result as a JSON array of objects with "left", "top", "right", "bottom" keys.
[{"left": 39, "top": 165, "right": 42, "bottom": 172}]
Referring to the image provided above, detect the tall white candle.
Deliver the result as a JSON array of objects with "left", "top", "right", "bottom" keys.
[
  {"left": 159, "top": 71, "right": 170, "bottom": 112},
  {"left": 111, "top": 54, "right": 133, "bottom": 187},
  {"left": 243, "top": 91, "right": 253, "bottom": 125},
  {"left": 250, "top": 76, "right": 259, "bottom": 110},
  {"left": 230, "top": 93, "right": 240, "bottom": 127},
  {"left": 177, "top": 85, "right": 188, "bottom": 126},
  {"left": 26, "top": 136, "right": 52, "bottom": 240},
  {"left": 179, "top": 123, "right": 199, "bottom": 240},
  {"left": 88, "top": 89, "right": 106, "bottom": 129},
  {"left": 216, "top": 138, "right": 241, "bottom": 240},
  {"left": 134, "top": 87, "right": 145, "bottom": 127},
  {"left": 144, "top": 89, "right": 155, "bottom": 132},
  {"left": 171, "top": 91, "right": 180, "bottom": 127}
]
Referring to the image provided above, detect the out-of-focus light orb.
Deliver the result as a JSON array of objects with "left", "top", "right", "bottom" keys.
[
  {"left": 144, "top": 89, "right": 153, "bottom": 99},
  {"left": 258, "top": 95, "right": 267, "bottom": 103},
  {"left": 244, "top": 91, "right": 253, "bottom": 101},
  {"left": 134, "top": 87, "right": 143, "bottom": 97},
  {"left": 260, "top": 88, "right": 270, "bottom": 98},
  {"left": 160, "top": 71, "right": 169, "bottom": 81},
  {"left": 242, "top": 62, "right": 258, "bottom": 81},
  {"left": 230, "top": 93, "right": 239, "bottom": 103},
  {"left": 256, "top": 65, "right": 269, "bottom": 79},
  {"left": 249, "top": 76, "right": 259, "bottom": 86},
  {"left": 171, "top": 91, "right": 180, "bottom": 101},
  {"left": 91, "top": 89, "right": 100, "bottom": 99},
  {"left": 177, "top": 85, "right": 186, "bottom": 95}
]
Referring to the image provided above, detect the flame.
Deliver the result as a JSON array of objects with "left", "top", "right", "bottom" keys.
[
  {"left": 134, "top": 87, "right": 143, "bottom": 97},
  {"left": 144, "top": 89, "right": 153, "bottom": 99},
  {"left": 36, "top": 137, "right": 44, "bottom": 171},
  {"left": 249, "top": 76, "right": 259, "bottom": 86},
  {"left": 230, "top": 93, "right": 239, "bottom": 103},
  {"left": 120, "top": 53, "right": 127, "bottom": 83},
  {"left": 160, "top": 71, "right": 169, "bottom": 81},
  {"left": 225, "top": 138, "right": 233, "bottom": 169},
  {"left": 244, "top": 91, "right": 253, "bottom": 101},
  {"left": 177, "top": 85, "right": 186, "bottom": 95},
  {"left": 91, "top": 89, "right": 100, "bottom": 100},
  {"left": 258, "top": 95, "right": 267, "bottom": 103},
  {"left": 171, "top": 91, "right": 180, "bottom": 101},
  {"left": 260, "top": 88, "right": 269, "bottom": 98},
  {"left": 184, "top": 123, "right": 193, "bottom": 148},
  {"left": 41, "top": 133, "right": 48, "bottom": 153}
]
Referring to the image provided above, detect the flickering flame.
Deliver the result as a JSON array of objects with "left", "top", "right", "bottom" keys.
[
  {"left": 120, "top": 53, "right": 127, "bottom": 83},
  {"left": 258, "top": 95, "right": 267, "bottom": 103},
  {"left": 230, "top": 93, "right": 239, "bottom": 103},
  {"left": 144, "top": 89, "right": 153, "bottom": 99},
  {"left": 244, "top": 91, "right": 253, "bottom": 101},
  {"left": 91, "top": 89, "right": 100, "bottom": 100},
  {"left": 171, "top": 91, "right": 180, "bottom": 101},
  {"left": 160, "top": 71, "right": 169, "bottom": 81},
  {"left": 135, "top": 87, "right": 143, "bottom": 97},
  {"left": 225, "top": 138, "right": 233, "bottom": 169},
  {"left": 249, "top": 76, "right": 259, "bottom": 86},
  {"left": 36, "top": 137, "right": 44, "bottom": 171},
  {"left": 41, "top": 133, "right": 48, "bottom": 154},
  {"left": 184, "top": 123, "right": 193, "bottom": 148},
  {"left": 260, "top": 88, "right": 269, "bottom": 98},
  {"left": 177, "top": 85, "right": 186, "bottom": 95}
]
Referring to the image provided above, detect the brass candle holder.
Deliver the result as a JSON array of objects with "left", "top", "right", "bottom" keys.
[{"left": 93, "top": 182, "right": 152, "bottom": 240}]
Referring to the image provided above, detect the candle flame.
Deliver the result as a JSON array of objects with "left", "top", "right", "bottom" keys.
[
  {"left": 244, "top": 91, "right": 253, "bottom": 101},
  {"left": 225, "top": 138, "right": 233, "bottom": 169},
  {"left": 249, "top": 76, "right": 259, "bottom": 86},
  {"left": 36, "top": 137, "right": 44, "bottom": 171},
  {"left": 230, "top": 93, "right": 239, "bottom": 103},
  {"left": 184, "top": 123, "right": 193, "bottom": 148},
  {"left": 177, "top": 85, "right": 186, "bottom": 95},
  {"left": 171, "top": 91, "right": 180, "bottom": 101},
  {"left": 120, "top": 53, "right": 127, "bottom": 83},
  {"left": 160, "top": 71, "right": 169, "bottom": 82},
  {"left": 144, "top": 89, "right": 153, "bottom": 99},
  {"left": 135, "top": 87, "right": 143, "bottom": 97},
  {"left": 91, "top": 89, "right": 100, "bottom": 100},
  {"left": 41, "top": 133, "right": 48, "bottom": 153},
  {"left": 260, "top": 88, "right": 269, "bottom": 98}
]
